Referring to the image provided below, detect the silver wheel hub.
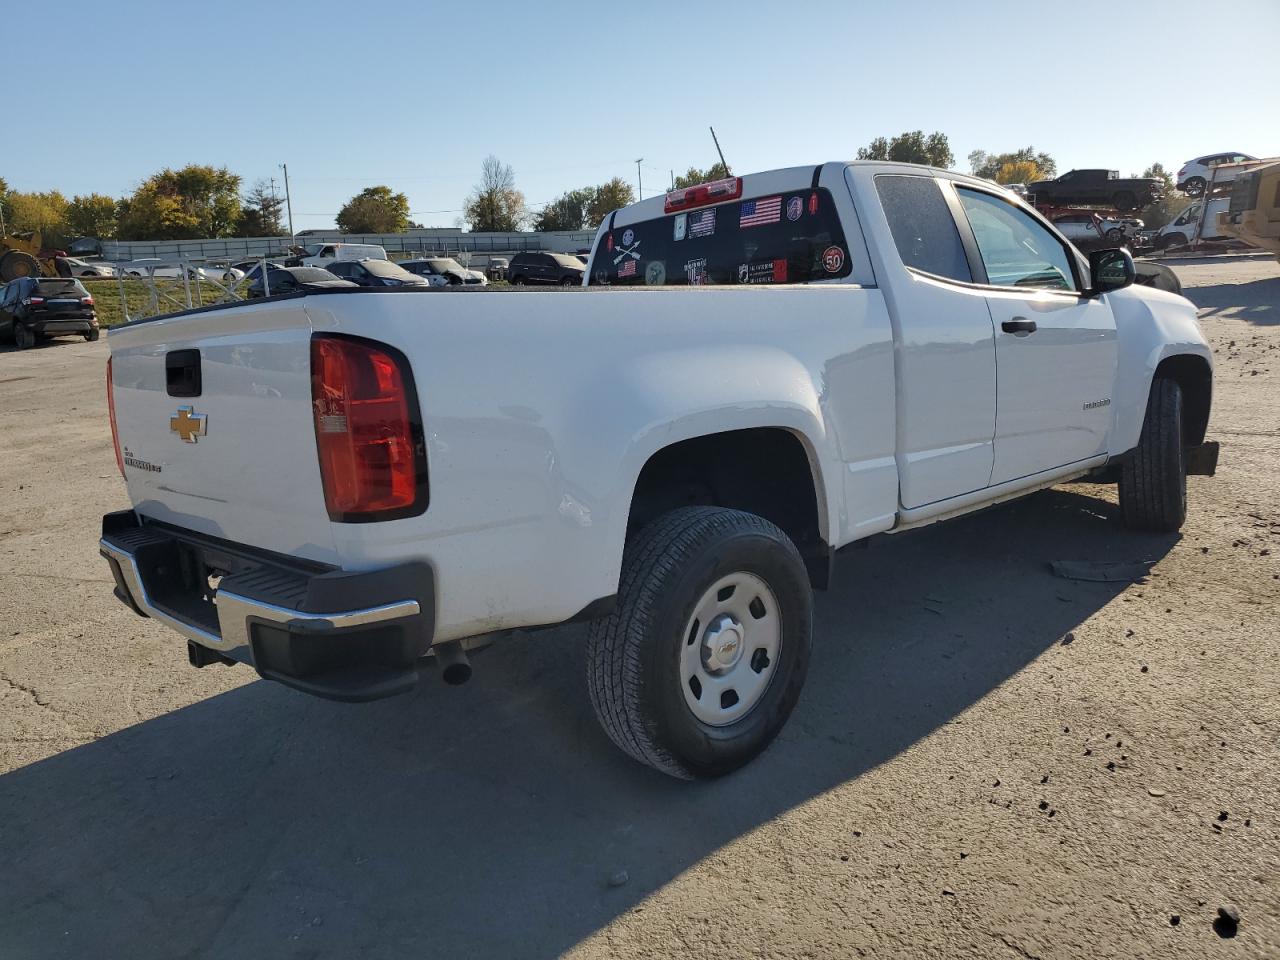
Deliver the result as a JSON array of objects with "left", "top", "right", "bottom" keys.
[
  {"left": 701, "top": 614, "right": 745, "bottom": 673},
  {"left": 680, "top": 572, "right": 782, "bottom": 727}
]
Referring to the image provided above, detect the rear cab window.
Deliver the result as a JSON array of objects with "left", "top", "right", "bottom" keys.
[
  {"left": 587, "top": 187, "right": 854, "bottom": 287},
  {"left": 37, "top": 279, "right": 90, "bottom": 298},
  {"left": 874, "top": 175, "right": 972, "bottom": 283}
]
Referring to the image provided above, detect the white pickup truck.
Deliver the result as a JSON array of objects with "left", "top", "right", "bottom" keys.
[{"left": 99, "top": 161, "right": 1218, "bottom": 779}]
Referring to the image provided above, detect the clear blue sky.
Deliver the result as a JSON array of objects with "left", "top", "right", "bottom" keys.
[{"left": 8, "top": 0, "right": 1279, "bottom": 231}]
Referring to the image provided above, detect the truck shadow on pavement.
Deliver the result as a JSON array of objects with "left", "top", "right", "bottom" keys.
[
  {"left": 0, "top": 488, "right": 1178, "bottom": 959},
  {"left": 1183, "top": 276, "right": 1278, "bottom": 325}
]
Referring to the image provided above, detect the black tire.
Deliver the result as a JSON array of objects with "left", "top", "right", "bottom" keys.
[
  {"left": 1184, "top": 177, "right": 1205, "bottom": 197},
  {"left": 560, "top": 276, "right": 575, "bottom": 287},
  {"left": 1105, "top": 227, "right": 1125, "bottom": 243},
  {"left": 1112, "top": 191, "right": 1137, "bottom": 212},
  {"left": 13, "top": 324, "right": 35, "bottom": 350},
  {"left": 587, "top": 506, "right": 813, "bottom": 779},
  {"left": 84, "top": 328, "right": 100, "bottom": 342},
  {"left": 511, "top": 275, "right": 526, "bottom": 286},
  {"left": 1119, "top": 379, "right": 1186, "bottom": 532}
]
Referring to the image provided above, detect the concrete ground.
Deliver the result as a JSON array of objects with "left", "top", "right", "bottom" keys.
[{"left": 0, "top": 257, "right": 1276, "bottom": 959}]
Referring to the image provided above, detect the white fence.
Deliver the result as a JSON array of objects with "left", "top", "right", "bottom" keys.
[{"left": 100, "top": 229, "right": 595, "bottom": 263}]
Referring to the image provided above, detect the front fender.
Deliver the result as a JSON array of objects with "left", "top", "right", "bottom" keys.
[{"left": 1107, "top": 283, "right": 1212, "bottom": 455}]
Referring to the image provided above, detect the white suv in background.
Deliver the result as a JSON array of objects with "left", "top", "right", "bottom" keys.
[{"left": 1177, "top": 152, "right": 1255, "bottom": 196}]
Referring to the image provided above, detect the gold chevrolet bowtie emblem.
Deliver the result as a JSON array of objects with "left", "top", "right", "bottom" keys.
[{"left": 170, "top": 406, "right": 207, "bottom": 443}]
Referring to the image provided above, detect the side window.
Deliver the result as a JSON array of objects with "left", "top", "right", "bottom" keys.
[
  {"left": 874, "top": 175, "right": 972, "bottom": 283},
  {"left": 320, "top": 246, "right": 336, "bottom": 258},
  {"left": 955, "top": 187, "right": 1079, "bottom": 292}
]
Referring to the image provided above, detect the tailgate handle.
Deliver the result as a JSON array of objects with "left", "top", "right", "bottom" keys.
[{"left": 166, "top": 349, "right": 202, "bottom": 398}]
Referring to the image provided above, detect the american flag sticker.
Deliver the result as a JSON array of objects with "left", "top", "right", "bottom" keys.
[
  {"left": 689, "top": 208, "right": 716, "bottom": 238},
  {"left": 618, "top": 259, "right": 636, "bottom": 278},
  {"left": 740, "top": 195, "right": 782, "bottom": 228}
]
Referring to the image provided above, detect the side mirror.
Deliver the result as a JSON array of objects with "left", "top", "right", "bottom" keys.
[{"left": 1088, "top": 247, "right": 1135, "bottom": 295}]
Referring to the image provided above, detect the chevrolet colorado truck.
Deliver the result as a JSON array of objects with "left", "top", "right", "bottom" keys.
[
  {"left": 1029, "top": 169, "right": 1163, "bottom": 211},
  {"left": 99, "top": 161, "right": 1218, "bottom": 779}
]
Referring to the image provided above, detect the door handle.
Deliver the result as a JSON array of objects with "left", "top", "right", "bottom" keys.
[{"left": 1002, "top": 318, "right": 1037, "bottom": 336}]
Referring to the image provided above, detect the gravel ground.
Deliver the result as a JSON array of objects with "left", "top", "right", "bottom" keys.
[{"left": 0, "top": 257, "right": 1276, "bottom": 959}]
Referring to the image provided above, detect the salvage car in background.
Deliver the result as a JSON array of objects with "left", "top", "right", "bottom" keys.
[
  {"left": 60, "top": 257, "right": 117, "bottom": 278},
  {"left": 244, "top": 265, "right": 358, "bottom": 298},
  {"left": 1030, "top": 169, "right": 1162, "bottom": 211},
  {"left": 399, "top": 258, "right": 480, "bottom": 286},
  {"left": 325, "top": 259, "right": 434, "bottom": 288},
  {"left": 121, "top": 259, "right": 244, "bottom": 282},
  {"left": 1, "top": 276, "right": 99, "bottom": 349},
  {"left": 1177, "top": 152, "right": 1255, "bottom": 197},
  {"left": 506, "top": 251, "right": 585, "bottom": 286}
]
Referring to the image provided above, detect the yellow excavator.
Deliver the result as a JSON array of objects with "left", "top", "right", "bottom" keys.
[{"left": 0, "top": 230, "right": 66, "bottom": 282}]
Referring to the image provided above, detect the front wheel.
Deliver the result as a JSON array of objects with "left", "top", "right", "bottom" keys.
[
  {"left": 1119, "top": 379, "right": 1186, "bottom": 532},
  {"left": 1113, "top": 191, "right": 1137, "bottom": 211},
  {"left": 587, "top": 507, "right": 813, "bottom": 779},
  {"left": 1183, "top": 177, "right": 1205, "bottom": 197}
]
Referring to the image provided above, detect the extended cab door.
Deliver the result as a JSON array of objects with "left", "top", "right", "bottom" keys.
[
  {"left": 949, "top": 184, "right": 1117, "bottom": 485},
  {"left": 868, "top": 173, "right": 997, "bottom": 509}
]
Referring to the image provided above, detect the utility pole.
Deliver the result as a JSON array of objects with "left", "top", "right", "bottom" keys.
[
  {"left": 635, "top": 158, "right": 644, "bottom": 201},
  {"left": 279, "top": 163, "right": 295, "bottom": 240},
  {"left": 710, "top": 126, "right": 730, "bottom": 175}
]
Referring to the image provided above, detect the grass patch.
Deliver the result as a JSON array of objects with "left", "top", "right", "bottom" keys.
[{"left": 84, "top": 278, "right": 253, "bottom": 328}]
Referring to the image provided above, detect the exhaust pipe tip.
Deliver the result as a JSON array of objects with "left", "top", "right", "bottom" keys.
[{"left": 433, "top": 641, "right": 472, "bottom": 685}]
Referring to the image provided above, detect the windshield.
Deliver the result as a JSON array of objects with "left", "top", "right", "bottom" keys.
[
  {"left": 287, "top": 267, "right": 340, "bottom": 283},
  {"left": 428, "top": 258, "right": 464, "bottom": 273},
  {"left": 303, "top": 244, "right": 325, "bottom": 257},
  {"left": 361, "top": 260, "right": 417, "bottom": 280}
]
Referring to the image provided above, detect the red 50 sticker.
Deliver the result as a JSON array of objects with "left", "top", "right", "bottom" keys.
[{"left": 822, "top": 245, "right": 845, "bottom": 273}]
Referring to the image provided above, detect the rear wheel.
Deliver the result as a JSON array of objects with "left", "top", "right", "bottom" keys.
[
  {"left": 84, "top": 327, "right": 100, "bottom": 342},
  {"left": 1112, "top": 191, "right": 1137, "bottom": 211},
  {"left": 1184, "top": 176, "right": 1205, "bottom": 197},
  {"left": 1105, "top": 227, "right": 1126, "bottom": 243},
  {"left": 511, "top": 275, "right": 526, "bottom": 286},
  {"left": 1119, "top": 379, "right": 1186, "bottom": 532},
  {"left": 13, "top": 324, "right": 35, "bottom": 350},
  {"left": 587, "top": 506, "right": 813, "bottom": 779}
]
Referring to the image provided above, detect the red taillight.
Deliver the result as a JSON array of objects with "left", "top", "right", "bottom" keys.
[
  {"left": 27, "top": 296, "right": 45, "bottom": 306},
  {"left": 663, "top": 176, "right": 743, "bottom": 214},
  {"left": 107, "top": 357, "right": 124, "bottom": 476},
  {"left": 310, "top": 335, "right": 426, "bottom": 521},
  {"left": 81, "top": 296, "right": 95, "bottom": 305}
]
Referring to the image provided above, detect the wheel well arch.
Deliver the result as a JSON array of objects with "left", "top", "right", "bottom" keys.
[
  {"left": 1155, "top": 353, "right": 1212, "bottom": 445},
  {"left": 625, "top": 428, "right": 830, "bottom": 588}
]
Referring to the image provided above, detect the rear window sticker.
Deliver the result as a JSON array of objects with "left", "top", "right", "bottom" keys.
[
  {"left": 740, "top": 196, "right": 782, "bottom": 229},
  {"left": 673, "top": 213, "right": 688, "bottom": 242},
  {"left": 606, "top": 233, "right": 615, "bottom": 252},
  {"left": 614, "top": 236, "right": 641, "bottom": 266},
  {"left": 645, "top": 261, "right": 667, "bottom": 286},
  {"left": 808, "top": 192, "right": 819, "bottom": 216},
  {"left": 685, "top": 258, "right": 708, "bottom": 285},
  {"left": 622, "top": 228, "right": 635, "bottom": 246},
  {"left": 821, "top": 245, "right": 845, "bottom": 273},
  {"left": 786, "top": 196, "right": 803, "bottom": 221},
  {"left": 737, "top": 259, "right": 788, "bottom": 285},
  {"left": 689, "top": 208, "right": 716, "bottom": 238},
  {"left": 618, "top": 259, "right": 637, "bottom": 278}
]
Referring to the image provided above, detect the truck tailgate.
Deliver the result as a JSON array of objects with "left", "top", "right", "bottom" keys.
[{"left": 108, "top": 300, "right": 338, "bottom": 564}]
